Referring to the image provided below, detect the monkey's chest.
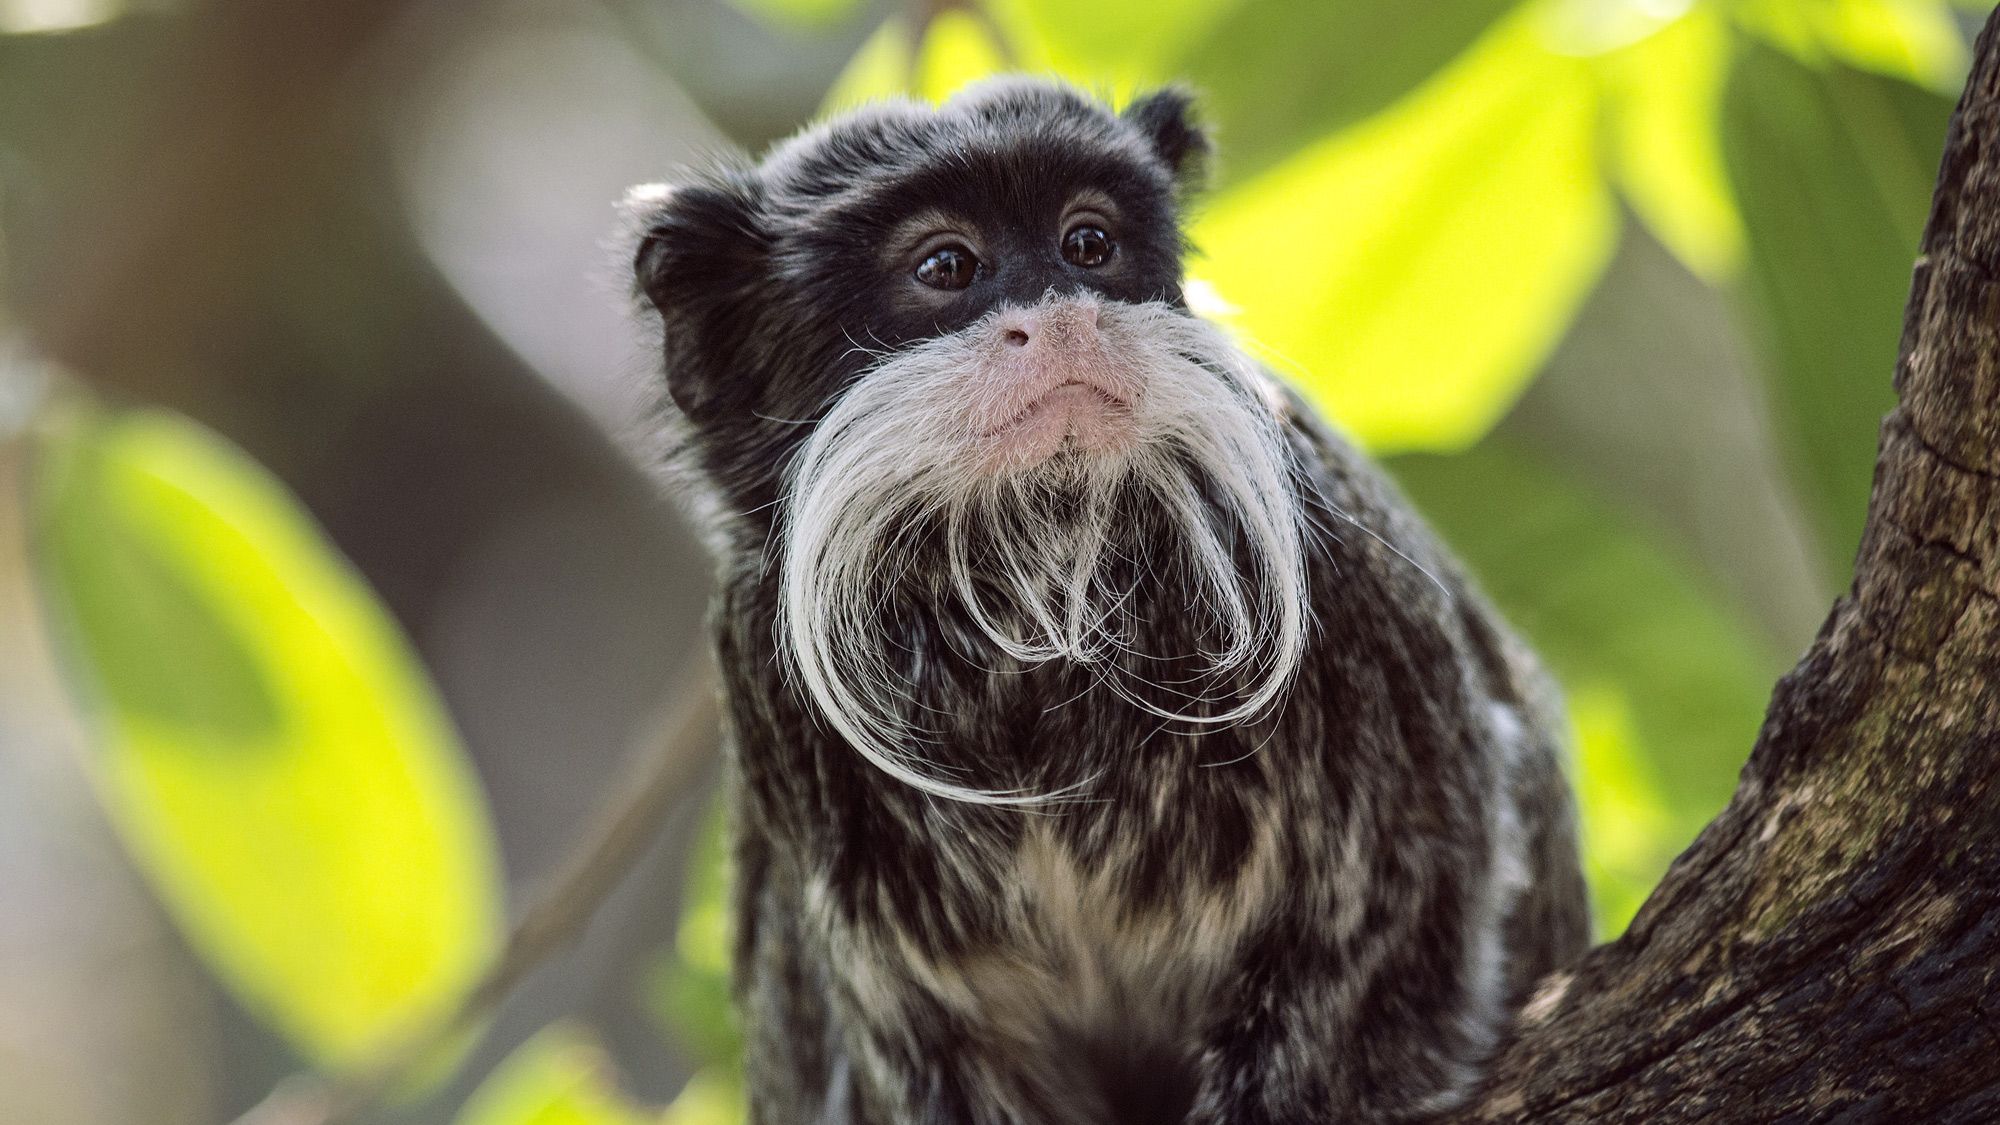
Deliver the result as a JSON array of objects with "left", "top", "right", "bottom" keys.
[
  {"left": 846, "top": 818, "right": 1282, "bottom": 1119},
  {"left": 999, "top": 823, "right": 1274, "bottom": 1001}
]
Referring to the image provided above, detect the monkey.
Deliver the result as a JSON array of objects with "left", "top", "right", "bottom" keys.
[{"left": 626, "top": 78, "right": 1589, "bottom": 1125}]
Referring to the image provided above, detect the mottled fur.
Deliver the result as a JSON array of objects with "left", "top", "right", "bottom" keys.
[{"left": 628, "top": 79, "right": 1589, "bottom": 1124}]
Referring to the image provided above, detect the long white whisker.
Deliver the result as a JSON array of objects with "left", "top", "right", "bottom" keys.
[{"left": 776, "top": 300, "right": 1310, "bottom": 804}]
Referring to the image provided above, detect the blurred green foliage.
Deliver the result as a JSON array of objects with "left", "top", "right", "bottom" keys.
[
  {"left": 1393, "top": 444, "right": 1786, "bottom": 931},
  {"left": 1724, "top": 42, "right": 1949, "bottom": 569},
  {"left": 31, "top": 406, "right": 502, "bottom": 1077},
  {"left": 16, "top": 0, "right": 1989, "bottom": 1119},
  {"left": 647, "top": 803, "right": 742, "bottom": 1072},
  {"left": 455, "top": 1024, "right": 658, "bottom": 1125},
  {"left": 1193, "top": 9, "right": 1615, "bottom": 450}
]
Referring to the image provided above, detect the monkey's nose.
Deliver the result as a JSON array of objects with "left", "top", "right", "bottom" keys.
[{"left": 994, "top": 300, "right": 1102, "bottom": 351}]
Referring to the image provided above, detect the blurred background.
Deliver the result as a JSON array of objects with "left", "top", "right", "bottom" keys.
[{"left": 0, "top": 0, "right": 1987, "bottom": 1121}]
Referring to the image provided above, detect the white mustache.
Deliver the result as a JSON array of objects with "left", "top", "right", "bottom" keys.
[{"left": 777, "top": 299, "right": 1309, "bottom": 805}]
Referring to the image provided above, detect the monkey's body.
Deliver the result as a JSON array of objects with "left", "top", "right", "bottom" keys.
[
  {"left": 716, "top": 406, "right": 1584, "bottom": 1124},
  {"left": 631, "top": 79, "right": 1587, "bottom": 1124}
]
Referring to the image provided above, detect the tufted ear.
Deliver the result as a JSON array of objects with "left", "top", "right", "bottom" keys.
[
  {"left": 1122, "top": 87, "right": 1210, "bottom": 191},
  {"left": 628, "top": 172, "right": 773, "bottom": 422}
]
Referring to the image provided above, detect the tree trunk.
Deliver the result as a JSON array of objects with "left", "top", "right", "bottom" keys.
[{"left": 1443, "top": 12, "right": 2000, "bottom": 1123}]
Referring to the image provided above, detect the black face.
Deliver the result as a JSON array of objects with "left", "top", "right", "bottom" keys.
[{"left": 632, "top": 79, "right": 1207, "bottom": 514}]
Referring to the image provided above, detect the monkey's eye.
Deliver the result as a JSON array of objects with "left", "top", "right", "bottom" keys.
[
  {"left": 1061, "top": 225, "right": 1115, "bottom": 268},
  {"left": 914, "top": 245, "right": 979, "bottom": 290}
]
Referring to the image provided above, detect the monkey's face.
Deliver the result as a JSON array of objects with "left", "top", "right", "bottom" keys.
[
  {"left": 632, "top": 79, "right": 1203, "bottom": 479},
  {"left": 633, "top": 80, "right": 1309, "bottom": 800}
]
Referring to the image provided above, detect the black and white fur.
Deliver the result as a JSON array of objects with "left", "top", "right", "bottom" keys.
[{"left": 628, "top": 79, "right": 1589, "bottom": 1124}]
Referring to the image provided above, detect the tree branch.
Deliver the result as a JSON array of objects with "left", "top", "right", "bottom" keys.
[{"left": 1445, "top": 11, "right": 2000, "bottom": 1122}]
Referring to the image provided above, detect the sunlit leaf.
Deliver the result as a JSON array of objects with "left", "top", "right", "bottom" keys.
[
  {"left": 1566, "top": 682, "right": 1676, "bottom": 937},
  {"left": 721, "top": 0, "right": 864, "bottom": 34},
  {"left": 913, "top": 10, "right": 1010, "bottom": 104},
  {"left": 659, "top": 1068, "right": 747, "bottom": 1125},
  {"left": 649, "top": 803, "right": 746, "bottom": 1124},
  {"left": 984, "top": 0, "right": 1239, "bottom": 93},
  {"left": 1599, "top": 5, "right": 1746, "bottom": 279},
  {"left": 820, "top": 18, "right": 917, "bottom": 113},
  {"left": 1392, "top": 441, "right": 1783, "bottom": 928},
  {"left": 1194, "top": 13, "right": 1615, "bottom": 453},
  {"left": 1177, "top": 0, "right": 1520, "bottom": 185},
  {"left": 1817, "top": 0, "right": 1968, "bottom": 88},
  {"left": 1721, "top": 44, "right": 1948, "bottom": 574},
  {"left": 820, "top": 10, "right": 1010, "bottom": 113},
  {"left": 457, "top": 1025, "right": 653, "bottom": 1125},
  {"left": 1731, "top": 0, "right": 1969, "bottom": 91},
  {"left": 649, "top": 801, "right": 739, "bottom": 1070},
  {"left": 32, "top": 406, "right": 503, "bottom": 1073}
]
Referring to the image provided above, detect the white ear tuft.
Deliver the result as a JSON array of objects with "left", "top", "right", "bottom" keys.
[{"left": 620, "top": 181, "right": 675, "bottom": 218}]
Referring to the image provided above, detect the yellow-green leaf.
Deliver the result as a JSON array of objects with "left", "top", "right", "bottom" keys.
[
  {"left": 1567, "top": 682, "right": 1675, "bottom": 936},
  {"left": 1175, "top": 0, "right": 1520, "bottom": 186},
  {"left": 1731, "top": 0, "right": 1969, "bottom": 91},
  {"left": 1392, "top": 442, "right": 1784, "bottom": 935},
  {"left": 985, "top": 0, "right": 1239, "bottom": 92},
  {"left": 914, "top": 10, "right": 1010, "bottom": 105},
  {"left": 649, "top": 801, "right": 739, "bottom": 1070},
  {"left": 1599, "top": 5, "right": 1746, "bottom": 279},
  {"left": 820, "top": 10, "right": 1010, "bottom": 114},
  {"left": 722, "top": 0, "right": 865, "bottom": 33},
  {"left": 820, "top": 18, "right": 917, "bottom": 113},
  {"left": 1722, "top": 44, "right": 1949, "bottom": 572},
  {"left": 1192, "top": 12, "right": 1616, "bottom": 452},
  {"left": 457, "top": 1025, "right": 654, "bottom": 1125},
  {"left": 659, "top": 1068, "right": 747, "bottom": 1125},
  {"left": 31, "top": 406, "right": 502, "bottom": 1073}
]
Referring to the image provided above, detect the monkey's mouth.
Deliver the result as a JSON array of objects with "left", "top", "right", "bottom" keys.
[{"left": 981, "top": 381, "right": 1135, "bottom": 449}]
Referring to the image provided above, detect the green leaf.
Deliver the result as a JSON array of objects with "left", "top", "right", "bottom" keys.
[
  {"left": 1566, "top": 682, "right": 1676, "bottom": 937},
  {"left": 646, "top": 801, "right": 747, "bottom": 1124},
  {"left": 457, "top": 1025, "right": 654, "bottom": 1125},
  {"left": 1192, "top": 12, "right": 1616, "bottom": 453},
  {"left": 1391, "top": 442, "right": 1785, "bottom": 933},
  {"left": 1730, "top": 0, "right": 1969, "bottom": 92},
  {"left": 913, "top": 10, "right": 1011, "bottom": 104},
  {"left": 648, "top": 801, "right": 740, "bottom": 1070},
  {"left": 820, "top": 11, "right": 1011, "bottom": 112},
  {"left": 722, "top": 0, "right": 865, "bottom": 34},
  {"left": 31, "top": 406, "right": 503, "bottom": 1073},
  {"left": 819, "top": 17, "right": 917, "bottom": 113},
  {"left": 659, "top": 1069, "right": 747, "bottom": 1125},
  {"left": 985, "top": 0, "right": 1241, "bottom": 93},
  {"left": 1721, "top": 44, "right": 1949, "bottom": 573},
  {"left": 1176, "top": 0, "right": 1521, "bottom": 185},
  {"left": 1599, "top": 5, "right": 1746, "bottom": 279}
]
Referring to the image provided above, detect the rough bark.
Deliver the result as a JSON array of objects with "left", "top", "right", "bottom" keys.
[{"left": 1441, "top": 12, "right": 2000, "bottom": 1123}]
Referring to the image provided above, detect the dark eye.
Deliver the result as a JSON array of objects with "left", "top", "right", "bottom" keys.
[
  {"left": 1062, "top": 225, "right": 1115, "bottom": 268},
  {"left": 915, "top": 244, "right": 978, "bottom": 290}
]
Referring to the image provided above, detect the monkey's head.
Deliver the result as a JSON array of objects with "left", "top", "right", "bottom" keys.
[{"left": 631, "top": 79, "right": 1308, "bottom": 801}]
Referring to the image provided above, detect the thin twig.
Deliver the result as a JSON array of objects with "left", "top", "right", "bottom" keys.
[{"left": 231, "top": 658, "right": 722, "bottom": 1125}]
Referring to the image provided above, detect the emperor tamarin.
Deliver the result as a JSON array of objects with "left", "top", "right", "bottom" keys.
[{"left": 627, "top": 78, "right": 1590, "bottom": 1124}]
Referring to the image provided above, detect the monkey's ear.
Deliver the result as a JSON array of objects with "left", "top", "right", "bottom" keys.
[
  {"left": 1122, "top": 87, "right": 1210, "bottom": 190},
  {"left": 627, "top": 173, "right": 772, "bottom": 422}
]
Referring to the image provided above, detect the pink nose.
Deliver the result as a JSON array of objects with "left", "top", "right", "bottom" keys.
[
  {"left": 967, "top": 299, "right": 1139, "bottom": 469},
  {"left": 994, "top": 301, "right": 1102, "bottom": 352}
]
